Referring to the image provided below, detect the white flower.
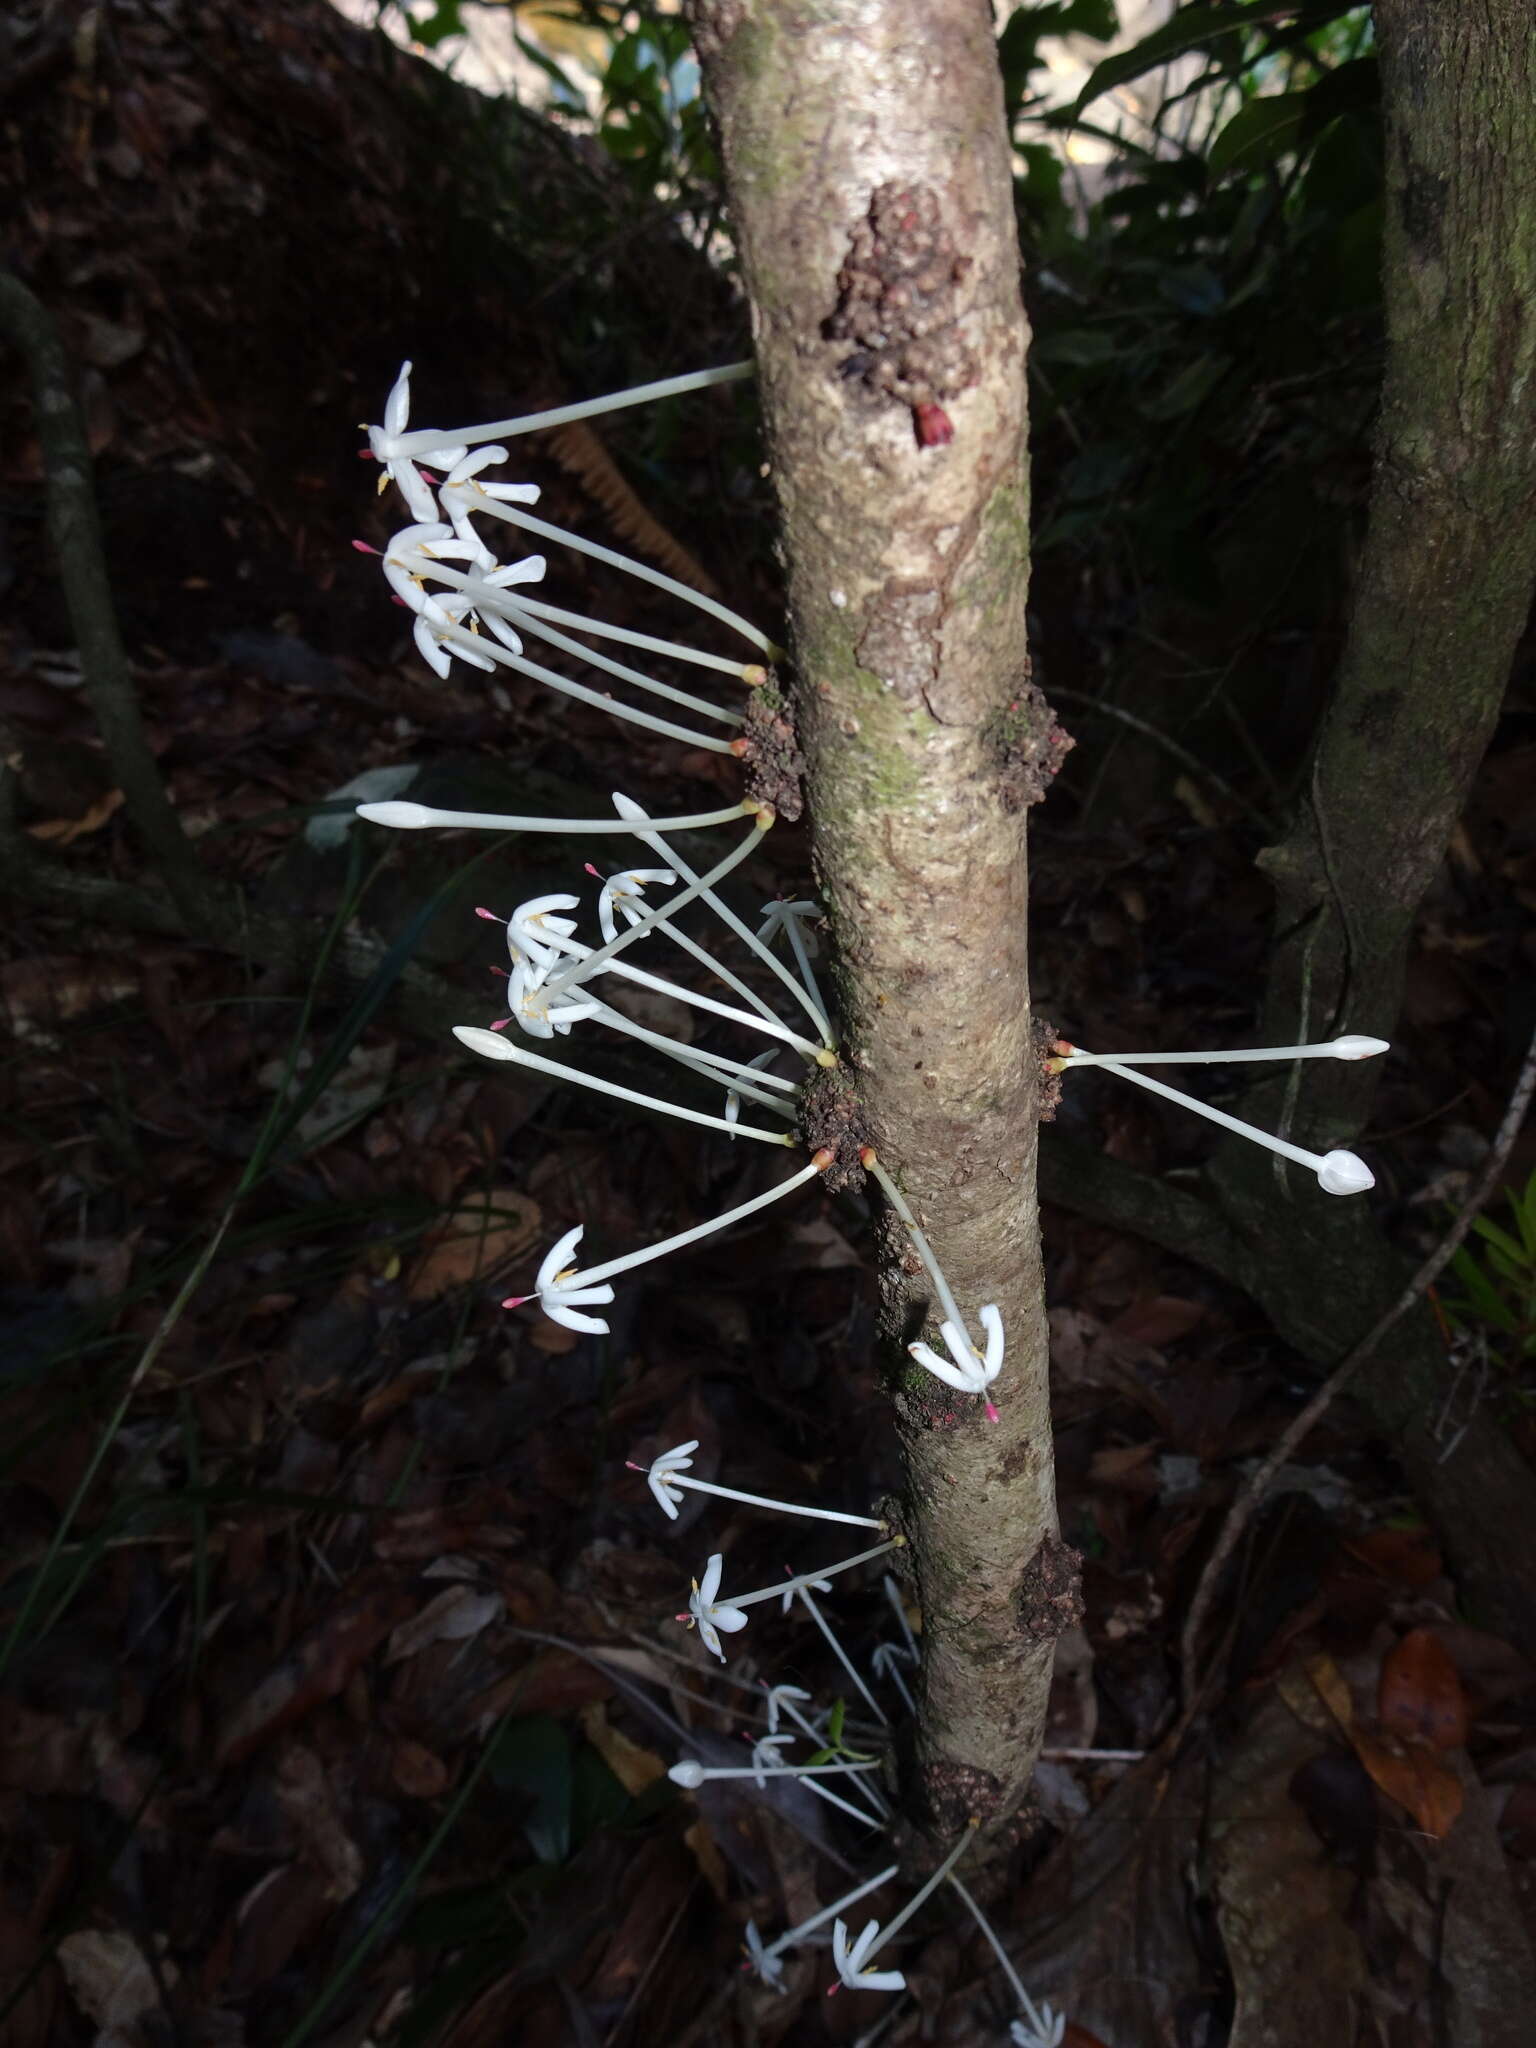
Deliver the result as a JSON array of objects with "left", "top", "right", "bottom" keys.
[
  {"left": 1010, "top": 2006, "right": 1065, "bottom": 2047},
  {"left": 504, "top": 958, "right": 601, "bottom": 1040},
  {"left": 507, "top": 893, "right": 581, "bottom": 972},
  {"left": 368, "top": 364, "right": 468, "bottom": 523},
  {"left": 756, "top": 898, "right": 822, "bottom": 948},
  {"left": 685, "top": 1553, "right": 749, "bottom": 1662},
  {"left": 764, "top": 1683, "right": 812, "bottom": 1735},
  {"left": 909, "top": 1303, "right": 1005, "bottom": 1418},
  {"left": 643, "top": 1440, "right": 699, "bottom": 1521},
  {"left": 437, "top": 446, "right": 540, "bottom": 560},
  {"left": 751, "top": 1734, "right": 793, "bottom": 1787},
  {"left": 596, "top": 867, "right": 677, "bottom": 944},
  {"left": 780, "top": 1571, "right": 833, "bottom": 1615},
  {"left": 505, "top": 1224, "right": 615, "bottom": 1334},
  {"left": 872, "top": 1640, "right": 917, "bottom": 1715},
  {"left": 743, "top": 1920, "right": 787, "bottom": 1992},
  {"left": 831, "top": 1917, "right": 906, "bottom": 1995}
]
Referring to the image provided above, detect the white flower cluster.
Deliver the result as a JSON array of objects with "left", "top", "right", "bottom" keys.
[{"left": 350, "top": 358, "right": 1386, "bottom": 2035}]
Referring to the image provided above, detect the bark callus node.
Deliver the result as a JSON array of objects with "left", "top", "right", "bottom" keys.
[
  {"left": 988, "top": 673, "right": 1075, "bottom": 811},
  {"left": 1016, "top": 1535, "right": 1084, "bottom": 1645},
  {"left": 1032, "top": 1016, "right": 1063, "bottom": 1123},
  {"left": 797, "top": 1064, "right": 867, "bottom": 1193},
  {"left": 824, "top": 182, "right": 978, "bottom": 433},
  {"left": 738, "top": 676, "right": 805, "bottom": 822},
  {"left": 920, "top": 1756, "right": 1007, "bottom": 1836}
]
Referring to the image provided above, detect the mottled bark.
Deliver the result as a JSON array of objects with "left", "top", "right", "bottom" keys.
[
  {"left": 690, "top": 0, "right": 1058, "bottom": 1829},
  {"left": 1245, "top": 0, "right": 1536, "bottom": 1154}
]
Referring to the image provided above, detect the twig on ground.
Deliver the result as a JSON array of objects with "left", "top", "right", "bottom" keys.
[{"left": 1180, "top": 1022, "right": 1536, "bottom": 1711}]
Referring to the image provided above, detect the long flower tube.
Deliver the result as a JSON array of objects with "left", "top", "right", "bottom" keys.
[
  {"left": 537, "top": 809, "right": 781, "bottom": 1007},
  {"left": 586, "top": 869, "right": 797, "bottom": 1042},
  {"left": 556, "top": 1156, "right": 829, "bottom": 1295},
  {"left": 461, "top": 487, "right": 777, "bottom": 656},
  {"left": 417, "top": 610, "right": 740, "bottom": 754},
  {"left": 948, "top": 1877, "right": 1065, "bottom": 2047},
  {"left": 883, "top": 1574, "right": 919, "bottom": 1663},
  {"left": 842, "top": 1820, "right": 979, "bottom": 1981},
  {"left": 763, "top": 1864, "right": 902, "bottom": 1961},
  {"left": 1054, "top": 1033, "right": 1388, "bottom": 1067},
  {"left": 759, "top": 899, "right": 829, "bottom": 1040},
  {"left": 668, "top": 1756, "right": 883, "bottom": 1789},
  {"left": 748, "top": 1734, "right": 886, "bottom": 1828},
  {"left": 1087, "top": 1056, "right": 1375, "bottom": 1195},
  {"left": 858, "top": 1150, "right": 969, "bottom": 1334},
  {"left": 355, "top": 797, "right": 756, "bottom": 835},
  {"left": 612, "top": 797, "right": 837, "bottom": 1050},
  {"left": 518, "top": 929, "right": 827, "bottom": 1059},
  {"left": 506, "top": 591, "right": 761, "bottom": 679},
  {"left": 519, "top": 811, "right": 789, "bottom": 1022},
  {"left": 395, "top": 553, "right": 744, "bottom": 727},
  {"left": 578, "top": 1004, "right": 800, "bottom": 1116},
  {"left": 796, "top": 1584, "right": 891, "bottom": 1730},
  {"left": 765, "top": 1685, "right": 890, "bottom": 1820},
  {"left": 501, "top": 1162, "right": 824, "bottom": 1335},
  {"left": 383, "top": 358, "right": 755, "bottom": 459},
  {"left": 631, "top": 1440, "right": 886, "bottom": 1529},
  {"left": 453, "top": 1028, "right": 799, "bottom": 1145},
  {"left": 727, "top": 1538, "right": 903, "bottom": 1614},
  {"left": 871, "top": 1644, "right": 916, "bottom": 1716}
]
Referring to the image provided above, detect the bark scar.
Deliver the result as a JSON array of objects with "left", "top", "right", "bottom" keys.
[{"left": 825, "top": 181, "right": 979, "bottom": 448}]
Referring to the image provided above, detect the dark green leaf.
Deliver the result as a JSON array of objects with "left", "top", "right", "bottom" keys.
[{"left": 490, "top": 1717, "right": 573, "bottom": 1864}]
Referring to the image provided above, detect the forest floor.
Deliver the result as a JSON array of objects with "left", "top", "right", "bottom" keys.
[{"left": 3, "top": 4, "right": 1536, "bottom": 2045}]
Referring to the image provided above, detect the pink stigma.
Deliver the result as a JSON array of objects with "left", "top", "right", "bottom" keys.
[
  {"left": 624, "top": 1460, "right": 646, "bottom": 1472},
  {"left": 489, "top": 1018, "right": 510, "bottom": 1032},
  {"left": 502, "top": 1293, "right": 530, "bottom": 1310},
  {"left": 475, "top": 906, "right": 504, "bottom": 922},
  {"left": 358, "top": 448, "right": 376, "bottom": 460},
  {"left": 351, "top": 538, "right": 381, "bottom": 555},
  {"left": 985, "top": 1401, "right": 1000, "bottom": 1423}
]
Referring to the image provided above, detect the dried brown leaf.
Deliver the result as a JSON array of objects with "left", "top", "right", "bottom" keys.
[{"left": 1379, "top": 1628, "right": 1468, "bottom": 1751}]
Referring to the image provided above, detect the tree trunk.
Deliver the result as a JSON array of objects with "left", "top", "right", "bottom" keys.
[
  {"left": 691, "top": 0, "right": 1064, "bottom": 1832},
  {"left": 1040, "top": 3, "right": 1536, "bottom": 1654},
  {"left": 1242, "top": 0, "right": 1536, "bottom": 1157}
]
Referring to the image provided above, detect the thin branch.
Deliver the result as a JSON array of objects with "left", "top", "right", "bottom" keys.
[
  {"left": 0, "top": 271, "right": 212, "bottom": 929},
  {"left": 1180, "top": 1023, "right": 1536, "bottom": 1709}
]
